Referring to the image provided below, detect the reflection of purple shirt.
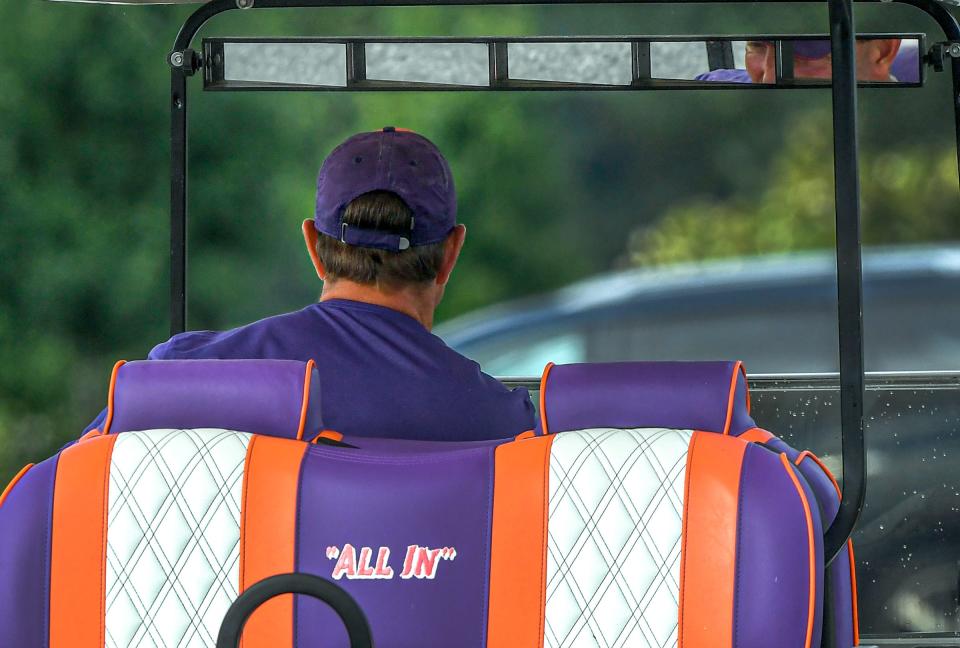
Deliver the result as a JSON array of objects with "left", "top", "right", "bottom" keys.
[
  {"left": 891, "top": 41, "right": 920, "bottom": 83},
  {"left": 694, "top": 68, "right": 752, "bottom": 83},
  {"left": 85, "top": 300, "right": 535, "bottom": 441}
]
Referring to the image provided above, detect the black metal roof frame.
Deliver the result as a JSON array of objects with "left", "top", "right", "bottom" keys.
[{"left": 168, "top": 0, "right": 960, "bottom": 573}]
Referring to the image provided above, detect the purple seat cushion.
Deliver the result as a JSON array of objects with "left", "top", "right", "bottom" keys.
[
  {"left": 295, "top": 441, "right": 497, "bottom": 646},
  {"left": 540, "top": 361, "right": 756, "bottom": 435},
  {"left": 105, "top": 359, "right": 323, "bottom": 440}
]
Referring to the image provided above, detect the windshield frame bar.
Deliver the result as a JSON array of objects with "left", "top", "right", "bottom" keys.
[{"left": 501, "top": 370, "right": 960, "bottom": 392}]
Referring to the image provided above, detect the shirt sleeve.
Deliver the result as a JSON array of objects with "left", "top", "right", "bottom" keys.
[
  {"left": 148, "top": 337, "right": 177, "bottom": 360},
  {"left": 148, "top": 330, "right": 220, "bottom": 360},
  {"left": 509, "top": 386, "right": 538, "bottom": 435}
]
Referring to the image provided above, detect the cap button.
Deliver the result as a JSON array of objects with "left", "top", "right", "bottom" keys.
[{"left": 382, "top": 126, "right": 396, "bottom": 133}]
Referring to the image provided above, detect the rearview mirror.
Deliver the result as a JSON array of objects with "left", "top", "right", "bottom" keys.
[
  {"left": 690, "top": 36, "right": 922, "bottom": 85},
  {"left": 204, "top": 34, "right": 925, "bottom": 91}
]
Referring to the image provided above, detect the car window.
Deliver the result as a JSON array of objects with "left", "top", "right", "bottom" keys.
[
  {"left": 464, "top": 331, "right": 586, "bottom": 376},
  {"left": 446, "top": 265, "right": 960, "bottom": 375}
]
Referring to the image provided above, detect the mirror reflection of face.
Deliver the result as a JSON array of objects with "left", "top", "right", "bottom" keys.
[{"left": 744, "top": 39, "right": 902, "bottom": 83}]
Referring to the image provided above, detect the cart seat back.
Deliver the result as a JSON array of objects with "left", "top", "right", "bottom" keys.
[
  {"left": 538, "top": 360, "right": 755, "bottom": 436},
  {"left": 1, "top": 359, "right": 825, "bottom": 648},
  {"left": 103, "top": 359, "right": 324, "bottom": 439}
]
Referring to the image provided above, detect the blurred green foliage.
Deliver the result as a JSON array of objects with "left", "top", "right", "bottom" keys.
[
  {"left": 1, "top": 0, "right": 958, "bottom": 483},
  {"left": 629, "top": 112, "right": 960, "bottom": 265}
]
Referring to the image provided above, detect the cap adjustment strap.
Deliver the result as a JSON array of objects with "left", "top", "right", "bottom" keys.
[{"left": 341, "top": 222, "right": 411, "bottom": 251}]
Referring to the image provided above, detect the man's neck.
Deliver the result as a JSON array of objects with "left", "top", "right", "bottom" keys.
[{"left": 320, "top": 280, "right": 436, "bottom": 330}]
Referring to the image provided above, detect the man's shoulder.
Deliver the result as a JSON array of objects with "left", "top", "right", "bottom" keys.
[
  {"left": 144, "top": 303, "right": 535, "bottom": 437},
  {"left": 149, "top": 306, "right": 320, "bottom": 360}
]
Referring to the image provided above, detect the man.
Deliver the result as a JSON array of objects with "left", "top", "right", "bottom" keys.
[
  {"left": 85, "top": 127, "right": 535, "bottom": 441},
  {"left": 696, "top": 38, "right": 908, "bottom": 84},
  {"left": 744, "top": 38, "right": 903, "bottom": 83}
]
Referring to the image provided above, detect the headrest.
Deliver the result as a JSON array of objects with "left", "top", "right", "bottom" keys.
[
  {"left": 539, "top": 361, "right": 755, "bottom": 436},
  {"left": 101, "top": 359, "right": 323, "bottom": 440}
]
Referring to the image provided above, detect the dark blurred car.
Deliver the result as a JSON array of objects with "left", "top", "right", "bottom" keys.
[
  {"left": 439, "top": 245, "right": 960, "bottom": 642},
  {"left": 439, "top": 245, "right": 960, "bottom": 376}
]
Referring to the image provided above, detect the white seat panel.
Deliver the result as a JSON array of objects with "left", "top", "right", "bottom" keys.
[
  {"left": 104, "top": 429, "right": 251, "bottom": 648},
  {"left": 545, "top": 428, "right": 692, "bottom": 648}
]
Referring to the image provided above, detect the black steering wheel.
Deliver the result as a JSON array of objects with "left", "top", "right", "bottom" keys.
[{"left": 216, "top": 573, "right": 374, "bottom": 648}]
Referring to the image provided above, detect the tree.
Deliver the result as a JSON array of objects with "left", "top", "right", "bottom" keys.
[{"left": 628, "top": 111, "right": 960, "bottom": 267}]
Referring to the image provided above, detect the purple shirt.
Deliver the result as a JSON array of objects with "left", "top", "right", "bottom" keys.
[
  {"left": 695, "top": 68, "right": 752, "bottom": 83},
  {"left": 85, "top": 299, "right": 535, "bottom": 441}
]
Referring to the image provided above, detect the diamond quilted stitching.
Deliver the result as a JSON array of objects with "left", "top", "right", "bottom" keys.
[
  {"left": 545, "top": 428, "right": 692, "bottom": 648},
  {"left": 105, "top": 429, "right": 250, "bottom": 648}
]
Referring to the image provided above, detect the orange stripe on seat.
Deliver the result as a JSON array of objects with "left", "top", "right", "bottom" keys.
[
  {"left": 679, "top": 431, "right": 747, "bottom": 648},
  {"left": 848, "top": 540, "right": 860, "bottom": 646},
  {"left": 795, "top": 450, "right": 841, "bottom": 497},
  {"left": 296, "top": 359, "right": 316, "bottom": 441},
  {"left": 0, "top": 463, "right": 34, "bottom": 509},
  {"left": 101, "top": 360, "right": 126, "bottom": 435},
  {"left": 739, "top": 427, "right": 774, "bottom": 444},
  {"left": 794, "top": 451, "right": 860, "bottom": 646},
  {"left": 50, "top": 434, "right": 118, "bottom": 648},
  {"left": 239, "top": 436, "right": 307, "bottom": 648},
  {"left": 722, "top": 361, "right": 746, "bottom": 435},
  {"left": 538, "top": 362, "right": 555, "bottom": 435},
  {"left": 309, "top": 429, "right": 343, "bottom": 444},
  {"left": 779, "top": 453, "right": 817, "bottom": 648},
  {"left": 487, "top": 435, "right": 554, "bottom": 648}
]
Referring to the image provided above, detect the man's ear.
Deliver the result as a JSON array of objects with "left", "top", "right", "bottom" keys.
[
  {"left": 436, "top": 224, "right": 467, "bottom": 286},
  {"left": 871, "top": 38, "right": 901, "bottom": 66},
  {"left": 301, "top": 219, "right": 327, "bottom": 280}
]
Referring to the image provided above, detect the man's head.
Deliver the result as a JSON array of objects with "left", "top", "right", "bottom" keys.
[
  {"left": 744, "top": 38, "right": 902, "bottom": 84},
  {"left": 302, "top": 128, "right": 466, "bottom": 328}
]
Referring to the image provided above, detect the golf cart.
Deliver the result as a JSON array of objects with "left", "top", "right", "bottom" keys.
[{"left": 1, "top": 0, "right": 960, "bottom": 645}]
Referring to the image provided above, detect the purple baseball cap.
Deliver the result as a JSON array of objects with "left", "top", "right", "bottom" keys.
[
  {"left": 314, "top": 127, "right": 457, "bottom": 251},
  {"left": 793, "top": 40, "right": 832, "bottom": 59}
]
